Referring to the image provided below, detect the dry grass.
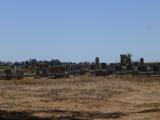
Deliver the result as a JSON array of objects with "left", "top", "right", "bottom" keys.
[{"left": 0, "top": 75, "right": 160, "bottom": 120}]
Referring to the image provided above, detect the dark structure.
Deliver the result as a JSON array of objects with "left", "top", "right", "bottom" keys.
[
  {"left": 0, "top": 69, "right": 24, "bottom": 80},
  {"left": 120, "top": 54, "right": 131, "bottom": 66},
  {"left": 1, "top": 53, "right": 160, "bottom": 79}
]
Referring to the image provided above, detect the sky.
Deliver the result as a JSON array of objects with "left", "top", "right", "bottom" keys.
[{"left": 0, "top": 0, "right": 160, "bottom": 63}]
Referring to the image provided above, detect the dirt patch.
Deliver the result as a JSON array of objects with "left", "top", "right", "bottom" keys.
[{"left": 0, "top": 110, "right": 127, "bottom": 120}]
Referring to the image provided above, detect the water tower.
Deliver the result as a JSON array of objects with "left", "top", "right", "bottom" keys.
[
  {"left": 140, "top": 58, "right": 144, "bottom": 65},
  {"left": 95, "top": 57, "right": 100, "bottom": 70}
]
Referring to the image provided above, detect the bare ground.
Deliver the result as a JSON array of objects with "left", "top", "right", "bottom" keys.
[{"left": 0, "top": 75, "right": 160, "bottom": 120}]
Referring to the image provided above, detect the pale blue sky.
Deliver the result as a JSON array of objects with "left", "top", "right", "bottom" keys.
[{"left": 0, "top": 0, "right": 160, "bottom": 63}]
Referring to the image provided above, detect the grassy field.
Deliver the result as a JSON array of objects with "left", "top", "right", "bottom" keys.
[{"left": 0, "top": 75, "right": 160, "bottom": 120}]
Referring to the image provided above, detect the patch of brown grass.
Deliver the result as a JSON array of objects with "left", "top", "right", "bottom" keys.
[{"left": 0, "top": 75, "right": 160, "bottom": 120}]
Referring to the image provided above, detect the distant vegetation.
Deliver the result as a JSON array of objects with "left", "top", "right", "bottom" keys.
[{"left": 0, "top": 59, "right": 69, "bottom": 69}]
